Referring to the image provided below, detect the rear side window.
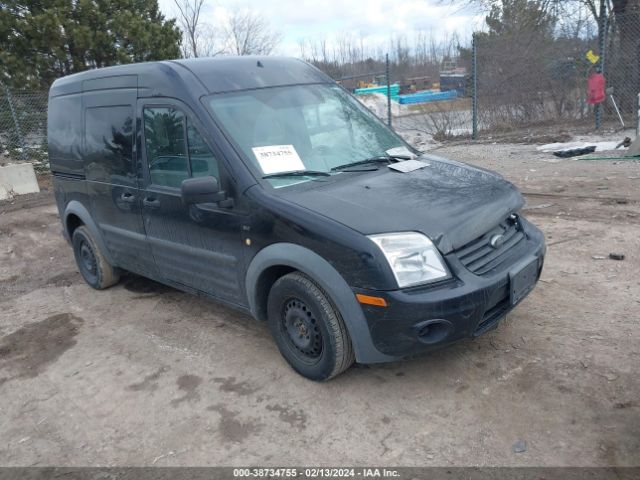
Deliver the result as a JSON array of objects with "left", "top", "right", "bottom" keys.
[
  {"left": 48, "top": 95, "right": 83, "bottom": 175},
  {"left": 143, "top": 107, "right": 219, "bottom": 188},
  {"left": 84, "top": 106, "right": 134, "bottom": 183}
]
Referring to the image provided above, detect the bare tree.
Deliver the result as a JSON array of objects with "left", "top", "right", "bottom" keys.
[
  {"left": 199, "top": 24, "right": 227, "bottom": 57},
  {"left": 174, "top": 0, "right": 205, "bottom": 57},
  {"left": 444, "top": 0, "right": 639, "bottom": 24},
  {"left": 224, "top": 8, "right": 282, "bottom": 56},
  {"left": 173, "top": 0, "right": 225, "bottom": 58}
]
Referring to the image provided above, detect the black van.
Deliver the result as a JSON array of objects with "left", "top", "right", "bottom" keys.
[{"left": 48, "top": 57, "right": 545, "bottom": 380}]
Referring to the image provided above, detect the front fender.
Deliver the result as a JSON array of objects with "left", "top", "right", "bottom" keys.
[{"left": 245, "top": 243, "right": 397, "bottom": 364}]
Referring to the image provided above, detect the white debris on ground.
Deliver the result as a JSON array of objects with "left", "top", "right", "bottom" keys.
[
  {"left": 396, "top": 129, "right": 441, "bottom": 152},
  {"left": 356, "top": 93, "right": 403, "bottom": 118},
  {"left": 0, "top": 163, "right": 40, "bottom": 200},
  {"left": 536, "top": 141, "right": 626, "bottom": 153}
]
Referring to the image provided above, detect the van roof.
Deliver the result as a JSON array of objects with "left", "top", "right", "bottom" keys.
[{"left": 49, "top": 56, "right": 333, "bottom": 97}]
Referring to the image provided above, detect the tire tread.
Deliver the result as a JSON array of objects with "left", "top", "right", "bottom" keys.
[{"left": 268, "top": 272, "right": 355, "bottom": 380}]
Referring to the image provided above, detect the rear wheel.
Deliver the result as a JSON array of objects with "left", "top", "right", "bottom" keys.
[
  {"left": 72, "top": 226, "right": 120, "bottom": 289},
  {"left": 267, "top": 272, "right": 354, "bottom": 381}
]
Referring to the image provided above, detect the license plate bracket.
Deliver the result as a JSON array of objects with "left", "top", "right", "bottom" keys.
[{"left": 509, "top": 257, "right": 539, "bottom": 306}]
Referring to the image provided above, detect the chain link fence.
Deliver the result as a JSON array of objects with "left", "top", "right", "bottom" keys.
[
  {"left": 0, "top": 87, "right": 49, "bottom": 169},
  {"left": 472, "top": 10, "right": 640, "bottom": 136},
  {"left": 602, "top": 11, "right": 640, "bottom": 130},
  {"left": 382, "top": 11, "right": 640, "bottom": 143}
]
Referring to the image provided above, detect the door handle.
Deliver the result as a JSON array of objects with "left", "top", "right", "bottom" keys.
[
  {"left": 120, "top": 192, "right": 136, "bottom": 204},
  {"left": 143, "top": 197, "right": 161, "bottom": 208}
]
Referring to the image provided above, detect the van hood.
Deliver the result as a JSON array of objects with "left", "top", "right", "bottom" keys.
[{"left": 278, "top": 155, "right": 524, "bottom": 254}]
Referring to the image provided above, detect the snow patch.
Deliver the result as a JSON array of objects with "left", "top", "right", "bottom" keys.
[{"left": 537, "top": 141, "right": 624, "bottom": 153}]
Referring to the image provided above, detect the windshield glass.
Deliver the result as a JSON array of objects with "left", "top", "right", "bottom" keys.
[{"left": 207, "top": 84, "right": 409, "bottom": 188}]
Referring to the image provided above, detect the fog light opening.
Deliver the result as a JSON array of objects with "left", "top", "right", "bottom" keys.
[{"left": 414, "top": 319, "right": 453, "bottom": 345}]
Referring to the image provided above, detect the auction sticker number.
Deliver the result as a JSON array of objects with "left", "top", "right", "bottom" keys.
[{"left": 252, "top": 144, "right": 305, "bottom": 174}]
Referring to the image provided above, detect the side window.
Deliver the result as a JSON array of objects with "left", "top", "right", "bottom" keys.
[
  {"left": 85, "top": 105, "right": 134, "bottom": 184},
  {"left": 143, "top": 107, "right": 188, "bottom": 188},
  {"left": 49, "top": 95, "right": 83, "bottom": 174},
  {"left": 187, "top": 121, "right": 219, "bottom": 180},
  {"left": 143, "top": 107, "right": 220, "bottom": 187}
]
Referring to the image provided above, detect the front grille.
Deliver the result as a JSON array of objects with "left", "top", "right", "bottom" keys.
[{"left": 455, "top": 215, "right": 524, "bottom": 275}]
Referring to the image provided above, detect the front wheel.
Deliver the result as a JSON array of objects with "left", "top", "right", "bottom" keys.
[{"left": 267, "top": 272, "right": 355, "bottom": 381}]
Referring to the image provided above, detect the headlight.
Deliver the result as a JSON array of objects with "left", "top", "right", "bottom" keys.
[{"left": 369, "top": 232, "right": 450, "bottom": 288}]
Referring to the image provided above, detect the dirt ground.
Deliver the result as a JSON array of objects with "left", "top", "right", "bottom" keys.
[{"left": 0, "top": 140, "right": 638, "bottom": 467}]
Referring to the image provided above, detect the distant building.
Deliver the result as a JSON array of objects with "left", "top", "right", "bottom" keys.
[
  {"left": 399, "top": 75, "right": 432, "bottom": 94},
  {"left": 440, "top": 68, "right": 468, "bottom": 96}
]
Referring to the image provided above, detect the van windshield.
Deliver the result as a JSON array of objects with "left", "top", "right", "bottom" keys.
[{"left": 207, "top": 84, "right": 409, "bottom": 188}]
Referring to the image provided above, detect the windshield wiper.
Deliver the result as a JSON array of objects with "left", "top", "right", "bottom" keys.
[
  {"left": 262, "top": 170, "right": 331, "bottom": 179},
  {"left": 330, "top": 156, "right": 397, "bottom": 172}
]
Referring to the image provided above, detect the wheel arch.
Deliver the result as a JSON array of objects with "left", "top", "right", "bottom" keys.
[
  {"left": 245, "top": 243, "right": 397, "bottom": 364},
  {"left": 63, "top": 200, "right": 115, "bottom": 265}
]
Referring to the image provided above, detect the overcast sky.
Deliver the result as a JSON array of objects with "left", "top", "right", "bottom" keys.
[{"left": 157, "top": 0, "right": 484, "bottom": 57}]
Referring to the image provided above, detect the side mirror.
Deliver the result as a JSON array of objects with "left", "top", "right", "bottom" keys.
[{"left": 181, "top": 176, "right": 226, "bottom": 206}]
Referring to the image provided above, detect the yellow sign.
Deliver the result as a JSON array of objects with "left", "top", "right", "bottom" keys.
[{"left": 586, "top": 50, "right": 600, "bottom": 64}]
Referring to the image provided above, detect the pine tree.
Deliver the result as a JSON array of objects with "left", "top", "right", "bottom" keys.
[{"left": 0, "top": 0, "right": 182, "bottom": 89}]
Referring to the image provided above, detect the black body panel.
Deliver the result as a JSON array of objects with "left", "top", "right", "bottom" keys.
[
  {"left": 354, "top": 218, "right": 545, "bottom": 357},
  {"left": 140, "top": 186, "right": 247, "bottom": 304},
  {"left": 279, "top": 154, "right": 524, "bottom": 255},
  {"left": 81, "top": 85, "right": 156, "bottom": 276}
]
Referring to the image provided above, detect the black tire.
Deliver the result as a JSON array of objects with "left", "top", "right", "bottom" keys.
[
  {"left": 267, "top": 272, "right": 355, "bottom": 381},
  {"left": 72, "top": 225, "right": 120, "bottom": 289}
]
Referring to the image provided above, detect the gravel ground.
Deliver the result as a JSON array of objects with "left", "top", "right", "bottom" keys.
[{"left": 0, "top": 140, "right": 638, "bottom": 467}]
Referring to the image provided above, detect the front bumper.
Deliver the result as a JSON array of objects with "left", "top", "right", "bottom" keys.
[{"left": 354, "top": 217, "right": 546, "bottom": 358}]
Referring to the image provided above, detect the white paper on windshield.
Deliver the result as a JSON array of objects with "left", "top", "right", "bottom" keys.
[
  {"left": 252, "top": 145, "right": 305, "bottom": 174},
  {"left": 388, "top": 159, "right": 429, "bottom": 173}
]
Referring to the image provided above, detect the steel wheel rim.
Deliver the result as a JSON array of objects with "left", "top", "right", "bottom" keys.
[
  {"left": 78, "top": 240, "right": 98, "bottom": 280},
  {"left": 282, "top": 298, "right": 323, "bottom": 359}
]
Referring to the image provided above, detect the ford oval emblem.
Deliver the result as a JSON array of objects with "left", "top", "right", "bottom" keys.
[{"left": 490, "top": 234, "right": 505, "bottom": 249}]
